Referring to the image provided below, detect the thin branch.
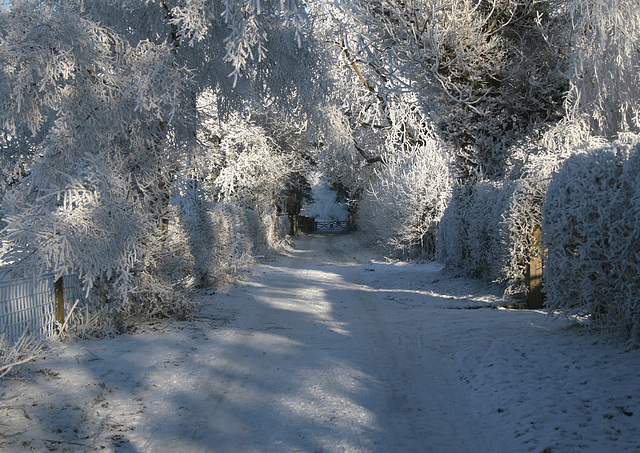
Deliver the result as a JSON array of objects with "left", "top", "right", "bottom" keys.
[{"left": 353, "top": 140, "right": 384, "bottom": 164}]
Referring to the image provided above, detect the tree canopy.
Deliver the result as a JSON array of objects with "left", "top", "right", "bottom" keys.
[{"left": 1, "top": 0, "right": 639, "bottom": 333}]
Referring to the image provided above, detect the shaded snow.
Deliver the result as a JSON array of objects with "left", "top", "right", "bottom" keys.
[{"left": 1, "top": 235, "right": 639, "bottom": 452}]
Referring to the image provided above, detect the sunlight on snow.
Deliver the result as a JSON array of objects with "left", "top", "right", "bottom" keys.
[{"left": 254, "top": 267, "right": 354, "bottom": 336}]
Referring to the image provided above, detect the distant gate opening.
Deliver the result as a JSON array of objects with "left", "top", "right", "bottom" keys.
[{"left": 314, "top": 220, "right": 349, "bottom": 233}]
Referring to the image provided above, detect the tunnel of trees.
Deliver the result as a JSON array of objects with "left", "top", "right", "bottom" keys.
[{"left": 1, "top": 0, "right": 640, "bottom": 344}]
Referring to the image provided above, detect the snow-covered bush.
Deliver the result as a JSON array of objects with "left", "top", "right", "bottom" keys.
[
  {"left": 438, "top": 181, "right": 515, "bottom": 280},
  {"left": 262, "top": 211, "right": 291, "bottom": 250},
  {"left": 198, "top": 110, "right": 311, "bottom": 217},
  {"left": 178, "top": 200, "right": 255, "bottom": 287},
  {"left": 275, "top": 215, "right": 291, "bottom": 241},
  {"left": 58, "top": 198, "right": 287, "bottom": 339},
  {"left": 358, "top": 139, "right": 453, "bottom": 258},
  {"left": 58, "top": 203, "right": 197, "bottom": 338},
  {"left": 543, "top": 139, "right": 640, "bottom": 345},
  {"left": 175, "top": 189, "right": 290, "bottom": 288},
  {"left": 438, "top": 178, "right": 548, "bottom": 295},
  {"left": 502, "top": 178, "right": 550, "bottom": 296}
]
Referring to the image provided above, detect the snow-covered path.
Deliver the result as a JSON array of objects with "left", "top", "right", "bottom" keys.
[
  {"left": 2, "top": 234, "right": 640, "bottom": 452},
  {"left": 156, "top": 234, "right": 498, "bottom": 453}
]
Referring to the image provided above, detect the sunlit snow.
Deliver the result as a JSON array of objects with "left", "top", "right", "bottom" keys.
[{"left": 1, "top": 235, "right": 639, "bottom": 452}]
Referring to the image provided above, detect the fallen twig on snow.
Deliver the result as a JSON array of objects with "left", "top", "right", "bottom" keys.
[{"left": 0, "top": 331, "right": 47, "bottom": 378}]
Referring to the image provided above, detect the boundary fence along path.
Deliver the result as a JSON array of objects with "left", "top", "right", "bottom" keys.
[{"left": 0, "top": 273, "right": 84, "bottom": 344}]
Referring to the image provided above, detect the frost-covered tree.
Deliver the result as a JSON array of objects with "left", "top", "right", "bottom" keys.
[
  {"left": 319, "top": 0, "right": 568, "bottom": 182},
  {"left": 0, "top": 0, "right": 325, "bottom": 324},
  {"left": 198, "top": 109, "right": 311, "bottom": 216},
  {"left": 301, "top": 2, "right": 455, "bottom": 255},
  {"left": 358, "top": 136, "right": 453, "bottom": 258},
  {"left": 562, "top": 0, "right": 640, "bottom": 138},
  {"left": 0, "top": 2, "right": 186, "bottom": 309}
]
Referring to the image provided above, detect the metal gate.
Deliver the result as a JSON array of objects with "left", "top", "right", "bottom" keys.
[{"left": 314, "top": 220, "right": 349, "bottom": 232}]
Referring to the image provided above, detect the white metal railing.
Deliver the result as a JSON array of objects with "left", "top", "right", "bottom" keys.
[
  {"left": 0, "top": 272, "right": 84, "bottom": 344},
  {"left": 0, "top": 274, "right": 56, "bottom": 343}
]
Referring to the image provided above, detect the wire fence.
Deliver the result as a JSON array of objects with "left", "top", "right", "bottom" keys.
[{"left": 0, "top": 272, "right": 84, "bottom": 344}]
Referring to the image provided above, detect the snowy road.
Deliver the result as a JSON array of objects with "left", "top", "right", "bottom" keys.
[
  {"left": 2, "top": 234, "right": 640, "bottom": 452},
  {"left": 149, "top": 234, "right": 499, "bottom": 453}
]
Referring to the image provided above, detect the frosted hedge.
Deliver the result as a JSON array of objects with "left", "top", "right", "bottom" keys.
[
  {"left": 179, "top": 199, "right": 288, "bottom": 288},
  {"left": 543, "top": 140, "right": 640, "bottom": 345},
  {"left": 437, "top": 178, "right": 548, "bottom": 296},
  {"left": 45, "top": 200, "right": 289, "bottom": 339}
]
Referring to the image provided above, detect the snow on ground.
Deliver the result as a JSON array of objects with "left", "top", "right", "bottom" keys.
[{"left": 1, "top": 234, "right": 639, "bottom": 452}]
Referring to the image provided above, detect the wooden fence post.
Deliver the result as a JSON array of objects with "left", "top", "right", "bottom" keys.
[
  {"left": 527, "top": 226, "right": 544, "bottom": 309},
  {"left": 54, "top": 277, "right": 65, "bottom": 328}
]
